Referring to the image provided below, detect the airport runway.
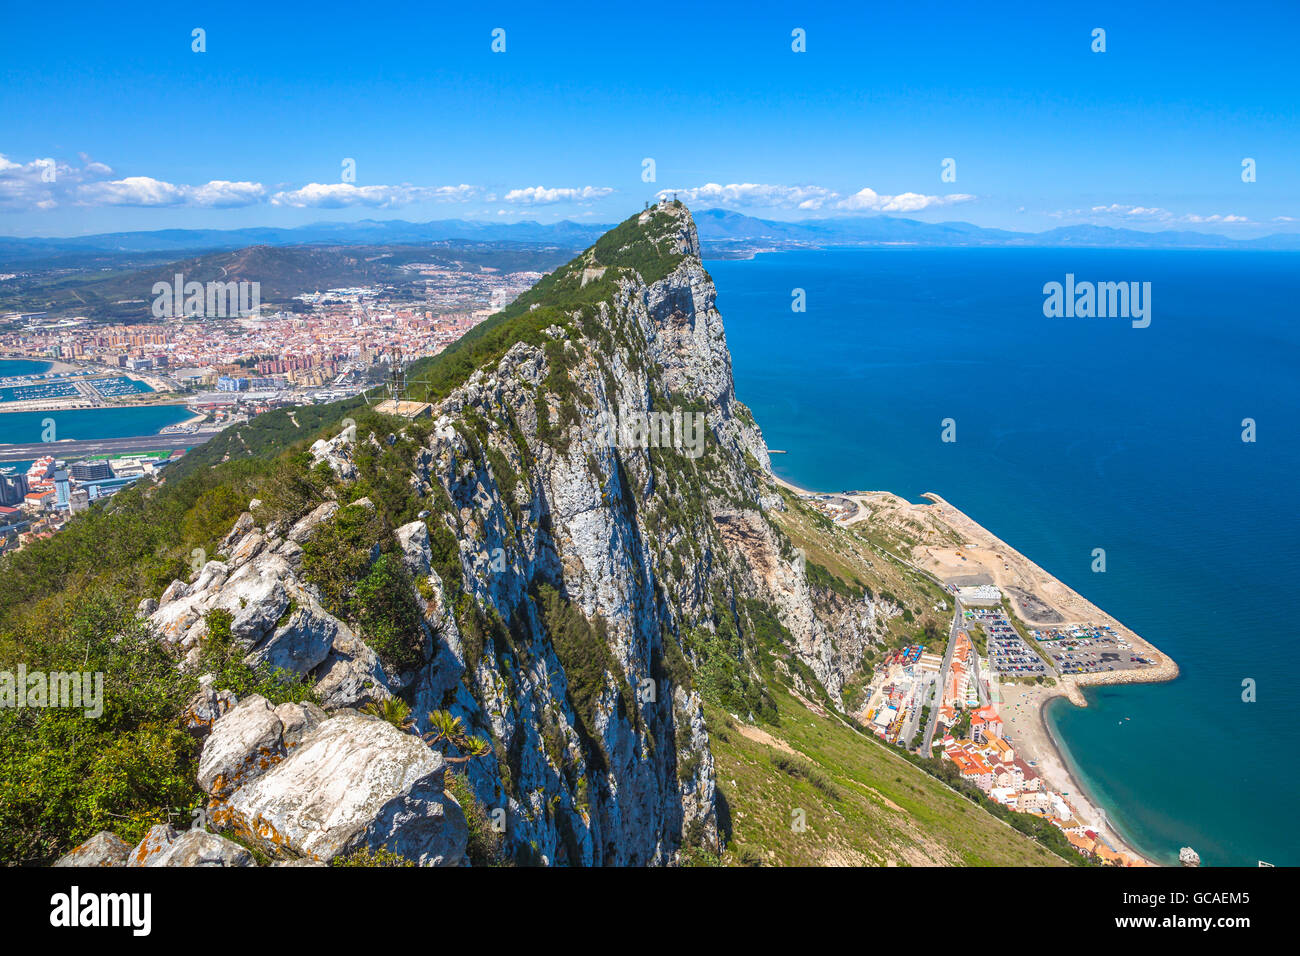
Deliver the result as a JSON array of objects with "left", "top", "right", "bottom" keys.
[{"left": 0, "top": 432, "right": 217, "bottom": 463}]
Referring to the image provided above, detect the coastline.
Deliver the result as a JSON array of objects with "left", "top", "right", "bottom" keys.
[
  {"left": 769, "top": 469, "right": 1168, "bottom": 865},
  {"left": 918, "top": 492, "right": 1179, "bottom": 696},
  {"left": 997, "top": 682, "right": 1154, "bottom": 864},
  {"left": 0, "top": 398, "right": 193, "bottom": 415}
]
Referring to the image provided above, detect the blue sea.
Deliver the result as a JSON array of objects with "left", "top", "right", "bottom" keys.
[
  {"left": 0, "top": 360, "right": 192, "bottom": 454},
  {"left": 711, "top": 247, "right": 1300, "bottom": 867}
]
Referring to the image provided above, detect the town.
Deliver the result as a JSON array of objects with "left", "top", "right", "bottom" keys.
[
  {"left": 1, "top": 451, "right": 182, "bottom": 553},
  {"left": 0, "top": 261, "right": 543, "bottom": 409},
  {"left": 858, "top": 583, "right": 1150, "bottom": 867},
  {"left": 0, "top": 266, "right": 546, "bottom": 554}
]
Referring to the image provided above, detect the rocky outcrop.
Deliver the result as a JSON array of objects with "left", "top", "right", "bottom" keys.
[
  {"left": 147, "top": 829, "right": 256, "bottom": 867},
  {"left": 146, "top": 506, "right": 392, "bottom": 707},
  {"left": 53, "top": 831, "right": 132, "bottom": 867},
  {"left": 197, "top": 695, "right": 288, "bottom": 798},
  {"left": 244, "top": 603, "right": 341, "bottom": 677},
  {"left": 311, "top": 429, "right": 358, "bottom": 481},
  {"left": 214, "top": 712, "right": 467, "bottom": 865},
  {"left": 58, "top": 825, "right": 257, "bottom": 868},
  {"left": 182, "top": 678, "right": 238, "bottom": 740},
  {"left": 128, "top": 823, "right": 181, "bottom": 866}
]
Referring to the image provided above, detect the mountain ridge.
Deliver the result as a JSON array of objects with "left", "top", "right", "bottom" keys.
[
  {"left": 0, "top": 203, "right": 1083, "bottom": 867},
  {"left": 5, "top": 207, "right": 1298, "bottom": 261}
]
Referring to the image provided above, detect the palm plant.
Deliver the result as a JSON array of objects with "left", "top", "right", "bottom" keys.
[
  {"left": 361, "top": 697, "right": 415, "bottom": 733},
  {"left": 423, "top": 709, "right": 492, "bottom": 763}
]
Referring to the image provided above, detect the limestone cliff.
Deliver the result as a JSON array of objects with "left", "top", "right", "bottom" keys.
[{"left": 142, "top": 203, "right": 899, "bottom": 865}]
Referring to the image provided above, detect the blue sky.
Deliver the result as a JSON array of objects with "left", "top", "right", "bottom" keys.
[{"left": 2, "top": 0, "right": 1297, "bottom": 237}]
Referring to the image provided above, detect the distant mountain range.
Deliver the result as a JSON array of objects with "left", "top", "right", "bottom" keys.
[
  {"left": 690, "top": 209, "right": 1300, "bottom": 251},
  {"left": 3, "top": 208, "right": 1299, "bottom": 263}
]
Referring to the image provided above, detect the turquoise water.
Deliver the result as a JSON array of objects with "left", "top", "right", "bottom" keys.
[
  {"left": 0, "top": 406, "right": 193, "bottom": 450},
  {"left": 711, "top": 247, "right": 1300, "bottom": 867},
  {"left": 0, "top": 359, "right": 185, "bottom": 449}
]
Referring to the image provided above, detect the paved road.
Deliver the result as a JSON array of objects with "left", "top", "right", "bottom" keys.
[
  {"left": 0, "top": 432, "right": 216, "bottom": 463},
  {"left": 971, "top": 638, "right": 990, "bottom": 707},
  {"left": 921, "top": 599, "right": 964, "bottom": 753}
]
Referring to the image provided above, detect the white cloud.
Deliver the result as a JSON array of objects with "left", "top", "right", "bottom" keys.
[
  {"left": 657, "top": 182, "right": 974, "bottom": 213},
  {"left": 1, "top": 154, "right": 484, "bottom": 212},
  {"left": 270, "top": 182, "right": 478, "bottom": 208},
  {"left": 837, "top": 187, "right": 975, "bottom": 212},
  {"left": 657, "top": 182, "right": 840, "bottom": 210},
  {"left": 75, "top": 176, "right": 269, "bottom": 208},
  {"left": 186, "top": 180, "right": 269, "bottom": 208},
  {"left": 1087, "top": 204, "right": 1252, "bottom": 225},
  {"left": 503, "top": 185, "right": 615, "bottom": 205},
  {"left": 76, "top": 176, "right": 184, "bottom": 206},
  {"left": 0, "top": 154, "right": 116, "bottom": 210}
]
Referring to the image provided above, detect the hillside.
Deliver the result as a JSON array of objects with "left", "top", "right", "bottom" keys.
[{"left": 0, "top": 203, "right": 1076, "bottom": 867}]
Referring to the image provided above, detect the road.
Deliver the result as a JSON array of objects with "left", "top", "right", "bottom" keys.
[
  {"left": 921, "top": 599, "right": 964, "bottom": 753},
  {"left": 971, "top": 632, "right": 991, "bottom": 707},
  {"left": 0, "top": 432, "right": 216, "bottom": 463}
]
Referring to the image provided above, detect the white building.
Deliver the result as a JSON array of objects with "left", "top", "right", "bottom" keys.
[{"left": 957, "top": 584, "right": 1002, "bottom": 606}]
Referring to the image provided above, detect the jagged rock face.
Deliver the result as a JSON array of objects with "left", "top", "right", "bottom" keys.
[
  {"left": 147, "top": 205, "right": 887, "bottom": 865},
  {"left": 403, "top": 208, "right": 769, "bottom": 864}
]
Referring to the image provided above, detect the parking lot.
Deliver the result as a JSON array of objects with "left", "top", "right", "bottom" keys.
[
  {"left": 968, "top": 608, "right": 1048, "bottom": 677},
  {"left": 1032, "top": 623, "right": 1153, "bottom": 675}
]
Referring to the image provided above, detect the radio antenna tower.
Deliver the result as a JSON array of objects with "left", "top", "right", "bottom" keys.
[{"left": 387, "top": 345, "right": 407, "bottom": 401}]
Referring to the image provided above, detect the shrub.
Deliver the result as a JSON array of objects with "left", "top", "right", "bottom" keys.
[
  {"left": 0, "top": 597, "right": 202, "bottom": 863},
  {"left": 354, "top": 555, "right": 426, "bottom": 673},
  {"left": 330, "top": 846, "right": 418, "bottom": 867},
  {"left": 446, "top": 770, "right": 506, "bottom": 867},
  {"left": 300, "top": 502, "right": 385, "bottom": 619}
]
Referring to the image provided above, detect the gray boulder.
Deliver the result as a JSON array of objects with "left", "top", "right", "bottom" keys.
[
  {"left": 312, "top": 622, "right": 390, "bottom": 709},
  {"left": 53, "top": 831, "right": 131, "bottom": 867},
  {"left": 395, "top": 520, "right": 433, "bottom": 577},
  {"left": 288, "top": 501, "right": 340, "bottom": 543},
  {"left": 159, "top": 579, "right": 190, "bottom": 605},
  {"left": 244, "top": 601, "right": 343, "bottom": 677},
  {"left": 197, "top": 694, "right": 286, "bottom": 797},
  {"left": 219, "top": 711, "right": 467, "bottom": 865},
  {"left": 182, "top": 681, "right": 238, "bottom": 740},
  {"left": 127, "top": 823, "right": 180, "bottom": 866},
  {"left": 275, "top": 700, "right": 327, "bottom": 748},
  {"left": 147, "top": 829, "right": 256, "bottom": 867}
]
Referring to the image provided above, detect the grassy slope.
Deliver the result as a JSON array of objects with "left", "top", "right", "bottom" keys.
[{"left": 709, "top": 686, "right": 1066, "bottom": 867}]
